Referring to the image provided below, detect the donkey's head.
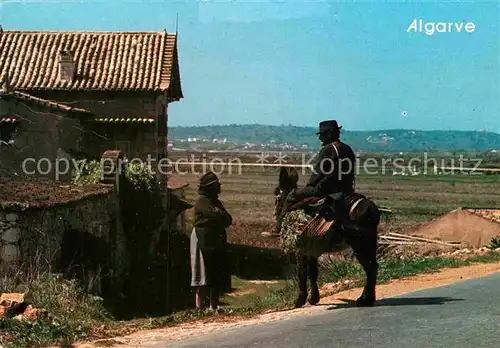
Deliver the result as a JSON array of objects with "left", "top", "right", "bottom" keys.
[{"left": 273, "top": 166, "right": 299, "bottom": 219}]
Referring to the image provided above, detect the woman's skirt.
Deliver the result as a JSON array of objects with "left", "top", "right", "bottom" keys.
[{"left": 190, "top": 227, "right": 207, "bottom": 287}]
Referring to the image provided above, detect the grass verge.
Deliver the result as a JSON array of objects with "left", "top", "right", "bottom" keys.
[
  {"left": 2, "top": 252, "right": 500, "bottom": 347},
  {"left": 0, "top": 272, "right": 113, "bottom": 348},
  {"left": 318, "top": 251, "right": 500, "bottom": 291}
]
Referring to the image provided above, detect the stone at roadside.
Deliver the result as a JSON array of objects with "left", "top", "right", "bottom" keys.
[
  {"left": 13, "top": 305, "right": 48, "bottom": 321},
  {"left": 0, "top": 292, "right": 25, "bottom": 305},
  {"left": 0, "top": 292, "right": 45, "bottom": 320},
  {"left": 0, "top": 293, "right": 27, "bottom": 318}
]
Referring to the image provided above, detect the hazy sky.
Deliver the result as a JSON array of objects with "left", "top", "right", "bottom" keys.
[{"left": 1, "top": 0, "right": 499, "bottom": 132}]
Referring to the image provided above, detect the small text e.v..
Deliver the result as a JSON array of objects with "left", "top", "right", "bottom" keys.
[{"left": 407, "top": 19, "right": 475, "bottom": 35}]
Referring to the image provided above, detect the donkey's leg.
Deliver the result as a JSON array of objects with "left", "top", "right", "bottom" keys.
[
  {"left": 294, "top": 253, "right": 309, "bottom": 308},
  {"left": 308, "top": 256, "right": 320, "bottom": 305},
  {"left": 350, "top": 228, "right": 378, "bottom": 307}
]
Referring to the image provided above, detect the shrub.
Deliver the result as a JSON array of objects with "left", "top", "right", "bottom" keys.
[
  {"left": 0, "top": 267, "right": 112, "bottom": 348},
  {"left": 489, "top": 235, "right": 500, "bottom": 250},
  {"left": 72, "top": 159, "right": 101, "bottom": 185}
]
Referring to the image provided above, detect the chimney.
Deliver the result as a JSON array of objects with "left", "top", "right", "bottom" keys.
[{"left": 59, "top": 50, "right": 75, "bottom": 82}]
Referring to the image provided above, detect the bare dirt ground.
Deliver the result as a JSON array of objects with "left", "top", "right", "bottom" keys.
[
  {"left": 73, "top": 261, "right": 500, "bottom": 348},
  {"left": 409, "top": 208, "right": 500, "bottom": 248}
]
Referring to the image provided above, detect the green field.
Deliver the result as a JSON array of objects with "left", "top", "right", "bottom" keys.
[{"left": 176, "top": 167, "right": 500, "bottom": 248}]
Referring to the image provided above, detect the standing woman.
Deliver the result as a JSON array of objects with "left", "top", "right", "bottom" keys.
[{"left": 190, "top": 171, "right": 232, "bottom": 310}]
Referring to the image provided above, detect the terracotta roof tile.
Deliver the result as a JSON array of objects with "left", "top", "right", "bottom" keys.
[
  {"left": 93, "top": 117, "right": 155, "bottom": 123},
  {"left": 0, "top": 29, "right": 180, "bottom": 93}
]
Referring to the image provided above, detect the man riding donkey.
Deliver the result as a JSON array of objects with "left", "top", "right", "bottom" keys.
[
  {"left": 263, "top": 119, "right": 356, "bottom": 237},
  {"left": 264, "top": 120, "right": 379, "bottom": 307}
]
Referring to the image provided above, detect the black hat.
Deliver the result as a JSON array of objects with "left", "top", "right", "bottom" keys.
[
  {"left": 316, "top": 120, "right": 342, "bottom": 134},
  {"left": 198, "top": 171, "right": 219, "bottom": 188}
]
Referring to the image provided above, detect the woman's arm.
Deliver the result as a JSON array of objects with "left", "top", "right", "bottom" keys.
[
  {"left": 195, "top": 198, "right": 231, "bottom": 227},
  {"left": 215, "top": 200, "right": 232, "bottom": 227}
]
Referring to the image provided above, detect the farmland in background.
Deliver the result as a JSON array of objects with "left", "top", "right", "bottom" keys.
[{"left": 171, "top": 152, "right": 500, "bottom": 249}]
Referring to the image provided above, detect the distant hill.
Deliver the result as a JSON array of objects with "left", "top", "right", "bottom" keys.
[{"left": 168, "top": 124, "right": 500, "bottom": 152}]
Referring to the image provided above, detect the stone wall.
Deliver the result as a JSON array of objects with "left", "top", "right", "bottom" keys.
[
  {"left": 0, "top": 191, "right": 127, "bottom": 296},
  {"left": 0, "top": 212, "right": 21, "bottom": 270}
]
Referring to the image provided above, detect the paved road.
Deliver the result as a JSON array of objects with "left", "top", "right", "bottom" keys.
[{"left": 164, "top": 272, "right": 500, "bottom": 348}]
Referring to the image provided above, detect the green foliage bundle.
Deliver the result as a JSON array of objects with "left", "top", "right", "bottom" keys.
[{"left": 278, "top": 210, "right": 312, "bottom": 255}]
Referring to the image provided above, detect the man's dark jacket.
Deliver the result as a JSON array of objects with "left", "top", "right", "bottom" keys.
[{"left": 307, "top": 140, "right": 356, "bottom": 197}]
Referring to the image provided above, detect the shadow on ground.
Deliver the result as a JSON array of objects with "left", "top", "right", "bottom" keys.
[
  {"left": 228, "top": 244, "right": 292, "bottom": 281},
  {"left": 324, "top": 296, "right": 464, "bottom": 310}
]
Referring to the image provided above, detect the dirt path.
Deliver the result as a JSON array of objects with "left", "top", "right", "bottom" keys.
[{"left": 74, "top": 261, "right": 500, "bottom": 348}]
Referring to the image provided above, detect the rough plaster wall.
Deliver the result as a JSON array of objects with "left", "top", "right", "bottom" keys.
[
  {"left": 18, "top": 197, "right": 110, "bottom": 267},
  {"left": 32, "top": 91, "right": 158, "bottom": 118},
  {"left": 0, "top": 99, "right": 83, "bottom": 181},
  {"left": 82, "top": 123, "right": 156, "bottom": 160},
  {"left": 30, "top": 91, "right": 159, "bottom": 159}
]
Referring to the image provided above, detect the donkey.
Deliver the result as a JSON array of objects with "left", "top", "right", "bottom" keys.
[{"left": 273, "top": 166, "right": 380, "bottom": 308}]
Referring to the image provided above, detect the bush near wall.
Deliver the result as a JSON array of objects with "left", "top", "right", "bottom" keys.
[{"left": 73, "top": 160, "right": 192, "bottom": 316}]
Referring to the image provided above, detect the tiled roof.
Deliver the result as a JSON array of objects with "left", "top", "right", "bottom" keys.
[
  {"left": 0, "top": 29, "right": 182, "bottom": 95},
  {"left": 93, "top": 117, "right": 155, "bottom": 124}
]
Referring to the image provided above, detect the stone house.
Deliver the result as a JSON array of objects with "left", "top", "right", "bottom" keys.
[
  {"left": 0, "top": 86, "right": 98, "bottom": 180},
  {"left": 0, "top": 27, "right": 183, "bottom": 160}
]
